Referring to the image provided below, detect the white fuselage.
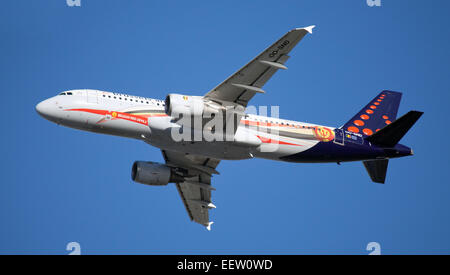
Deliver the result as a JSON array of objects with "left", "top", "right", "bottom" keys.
[{"left": 36, "top": 89, "right": 336, "bottom": 161}]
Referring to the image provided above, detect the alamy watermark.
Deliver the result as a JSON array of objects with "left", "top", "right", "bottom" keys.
[
  {"left": 168, "top": 104, "right": 282, "bottom": 152},
  {"left": 366, "top": 242, "right": 381, "bottom": 255},
  {"left": 367, "top": 0, "right": 381, "bottom": 7},
  {"left": 67, "top": 0, "right": 81, "bottom": 7},
  {"left": 66, "top": 242, "right": 81, "bottom": 255}
]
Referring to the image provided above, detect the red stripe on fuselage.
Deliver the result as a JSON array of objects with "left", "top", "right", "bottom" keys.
[
  {"left": 256, "top": 135, "right": 302, "bottom": 146},
  {"left": 64, "top": 108, "right": 162, "bottom": 126},
  {"left": 66, "top": 108, "right": 109, "bottom": 116}
]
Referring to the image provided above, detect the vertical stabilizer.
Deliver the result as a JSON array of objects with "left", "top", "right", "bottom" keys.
[{"left": 343, "top": 91, "right": 402, "bottom": 137}]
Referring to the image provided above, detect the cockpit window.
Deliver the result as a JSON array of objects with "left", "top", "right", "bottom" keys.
[
  {"left": 67, "top": 92, "right": 73, "bottom": 95},
  {"left": 59, "top": 92, "right": 66, "bottom": 95}
]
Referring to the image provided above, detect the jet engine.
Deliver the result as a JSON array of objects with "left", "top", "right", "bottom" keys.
[
  {"left": 131, "top": 161, "right": 183, "bottom": 186},
  {"left": 164, "top": 94, "right": 224, "bottom": 117}
]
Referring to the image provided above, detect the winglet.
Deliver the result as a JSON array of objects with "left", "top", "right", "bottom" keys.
[
  {"left": 206, "top": 222, "right": 214, "bottom": 231},
  {"left": 296, "top": 25, "right": 315, "bottom": 34}
]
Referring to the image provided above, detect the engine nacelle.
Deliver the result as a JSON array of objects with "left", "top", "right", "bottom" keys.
[
  {"left": 164, "top": 93, "right": 223, "bottom": 118},
  {"left": 131, "top": 161, "right": 183, "bottom": 186}
]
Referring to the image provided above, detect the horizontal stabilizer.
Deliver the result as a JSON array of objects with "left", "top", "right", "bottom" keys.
[
  {"left": 363, "top": 159, "right": 389, "bottom": 184},
  {"left": 366, "top": 111, "right": 423, "bottom": 147}
]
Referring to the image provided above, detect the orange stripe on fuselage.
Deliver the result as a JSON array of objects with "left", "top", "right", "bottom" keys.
[
  {"left": 64, "top": 108, "right": 167, "bottom": 126},
  {"left": 256, "top": 135, "right": 302, "bottom": 146},
  {"left": 66, "top": 108, "right": 109, "bottom": 116}
]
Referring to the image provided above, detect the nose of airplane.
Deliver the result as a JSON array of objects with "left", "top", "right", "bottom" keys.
[
  {"left": 36, "top": 100, "right": 49, "bottom": 117},
  {"left": 36, "top": 98, "right": 58, "bottom": 122},
  {"left": 35, "top": 101, "right": 44, "bottom": 116}
]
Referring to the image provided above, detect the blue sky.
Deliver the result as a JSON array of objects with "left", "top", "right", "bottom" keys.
[{"left": 1, "top": 0, "right": 450, "bottom": 254}]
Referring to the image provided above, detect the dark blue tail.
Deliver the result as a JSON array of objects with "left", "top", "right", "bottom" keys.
[{"left": 342, "top": 90, "right": 402, "bottom": 137}]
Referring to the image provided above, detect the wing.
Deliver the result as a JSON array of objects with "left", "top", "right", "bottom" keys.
[
  {"left": 162, "top": 150, "right": 220, "bottom": 230},
  {"left": 204, "top": 26, "right": 315, "bottom": 107}
]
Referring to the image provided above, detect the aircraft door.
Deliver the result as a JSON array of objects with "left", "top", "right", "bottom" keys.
[
  {"left": 333, "top": 128, "right": 344, "bottom": 145},
  {"left": 87, "top": 90, "right": 98, "bottom": 104}
]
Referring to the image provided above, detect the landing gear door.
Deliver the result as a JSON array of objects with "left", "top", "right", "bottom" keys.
[
  {"left": 334, "top": 128, "right": 344, "bottom": 145},
  {"left": 87, "top": 90, "right": 98, "bottom": 104}
]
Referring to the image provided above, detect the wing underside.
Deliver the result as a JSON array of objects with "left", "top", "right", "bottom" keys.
[{"left": 162, "top": 150, "right": 220, "bottom": 230}]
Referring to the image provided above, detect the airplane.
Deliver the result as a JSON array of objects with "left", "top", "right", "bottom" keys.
[{"left": 36, "top": 26, "right": 423, "bottom": 230}]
